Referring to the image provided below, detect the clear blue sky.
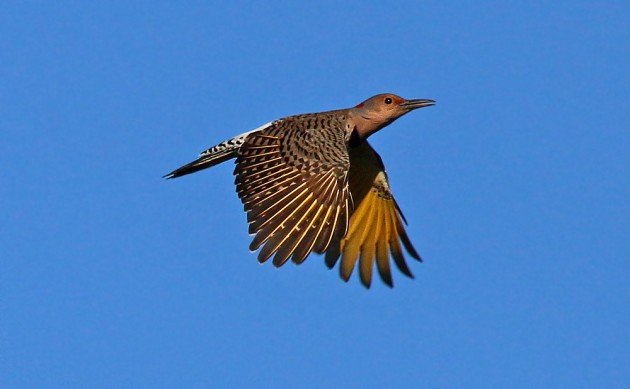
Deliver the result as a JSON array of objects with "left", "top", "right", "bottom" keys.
[{"left": 2, "top": 2, "right": 629, "bottom": 388}]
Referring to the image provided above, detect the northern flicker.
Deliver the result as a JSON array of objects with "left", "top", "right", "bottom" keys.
[{"left": 165, "top": 93, "right": 435, "bottom": 288}]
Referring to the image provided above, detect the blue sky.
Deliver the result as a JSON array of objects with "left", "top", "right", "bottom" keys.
[{"left": 2, "top": 2, "right": 629, "bottom": 387}]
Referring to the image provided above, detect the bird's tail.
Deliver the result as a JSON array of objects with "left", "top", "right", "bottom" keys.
[
  {"left": 164, "top": 122, "right": 273, "bottom": 179},
  {"left": 163, "top": 133, "right": 251, "bottom": 179},
  {"left": 163, "top": 146, "right": 236, "bottom": 179}
]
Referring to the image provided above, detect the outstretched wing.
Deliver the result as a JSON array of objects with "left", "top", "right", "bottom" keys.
[
  {"left": 325, "top": 141, "right": 421, "bottom": 288},
  {"left": 234, "top": 117, "right": 351, "bottom": 267}
]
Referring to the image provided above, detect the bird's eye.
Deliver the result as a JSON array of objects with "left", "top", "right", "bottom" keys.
[{"left": 384, "top": 97, "right": 393, "bottom": 104}]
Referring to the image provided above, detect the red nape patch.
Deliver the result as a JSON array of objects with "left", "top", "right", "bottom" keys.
[{"left": 355, "top": 102, "right": 364, "bottom": 108}]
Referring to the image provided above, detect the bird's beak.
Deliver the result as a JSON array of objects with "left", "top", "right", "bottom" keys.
[{"left": 399, "top": 99, "right": 436, "bottom": 110}]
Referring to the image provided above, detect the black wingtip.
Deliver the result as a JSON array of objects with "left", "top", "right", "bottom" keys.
[
  {"left": 379, "top": 273, "right": 394, "bottom": 288},
  {"left": 411, "top": 250, "right": 423, "bottom": 262}
]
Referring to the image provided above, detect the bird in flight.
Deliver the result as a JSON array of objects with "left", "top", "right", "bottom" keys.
[{"left": 165, "top": 93, "right": 435, "bottom": 288}]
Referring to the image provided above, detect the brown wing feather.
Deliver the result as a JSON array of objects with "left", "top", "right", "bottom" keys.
[
  {"left": 326, "top": 141, "right": 421, "bottom": 288},
  {"left": 234, "top": 117, "right": 350, "bottom": 266}
]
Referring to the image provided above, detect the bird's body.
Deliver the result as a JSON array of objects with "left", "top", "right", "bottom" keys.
[{"left": 165, "top": 93, "right": 435, "bottom": 288}]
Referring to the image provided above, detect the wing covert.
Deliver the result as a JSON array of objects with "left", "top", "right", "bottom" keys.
[{"left": 234, "top": 116, "right": 351, "bottom": 266}]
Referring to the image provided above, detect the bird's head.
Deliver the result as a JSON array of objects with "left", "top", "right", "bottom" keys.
[{"left": 351, "top": 93, "right": 435, "bottom": 139}]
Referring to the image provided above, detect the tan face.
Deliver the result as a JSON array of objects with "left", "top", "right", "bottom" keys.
[
  {"left": 355, "top": 93, "right": 407, "bottom": 118},
  {"left": 352, "top": 93, "right": 435, "bottom": 138}
]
